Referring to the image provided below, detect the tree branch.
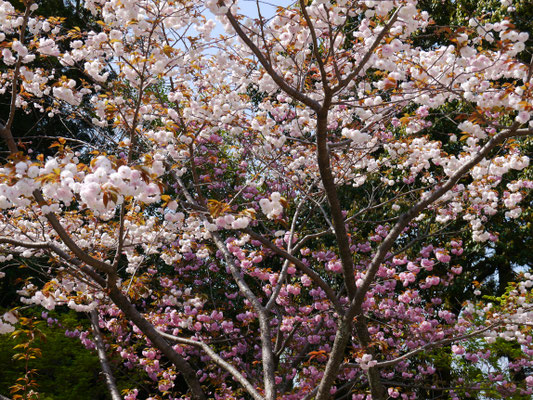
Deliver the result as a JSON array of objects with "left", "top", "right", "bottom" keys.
[
  {"left": 0, "top": 3, "right": 32, "bottom": 153},
  {"left": 108, "top": 287, "right": 207, "bottom": 400},
  {"left": 224, "top": 9, "right": 320, "bottom": 111},
  {"left": 298, "top": 0, "right": 331, "bottom": 94},
  {"left": 175, "top": 177, "right": 277, "bottom": 400},
  {"left": 332, "top": 7, "right": 401, "bottom": 93},
  {"left": 315, "top": 100, "right": 358, "bottom": 300},
  {"left": 158, "top": 330, "right": 265, "bottom": 400},
  {"left": 89, "top": 310, "right": 122, "bottom": 400},
  {"left": 374, "top": 321, "right": 501, "bottom": 368},
  {"left": 244, "top": 229, "right": 343, "bottom": 313}
]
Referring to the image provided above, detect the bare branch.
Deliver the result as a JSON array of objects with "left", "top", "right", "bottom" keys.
[
  {"left": 158, "top": 330, "right": 265, "bottom": 400},
  {"left": 108, "top": 287, "right": 207, "bottom": 400},
  {"left": 351, "top": 122, "right": 527, "bottom": 313},
  {"left": 0, "top": 3, "right": 32, "bottom": 153},
  {"left": 298, "top": 0, "right": 331, "bottom": 94},
  {"left": 89, "top": 310, "right": 122, "bottom": 400},
  {"left": 374, "top": 321, "right": 501, "bottom": 368},
  {"left": 266, "top": 198, "right": 303, "bottom": 310},
  {"left": 224, "top": 9, "right": 321, "bottom": 111},
  {"left": 245, "top": 229, "right": 343, "bottom": 313},
  {"left": 332, "top": 7, "right": 401, "bottom": 93}
]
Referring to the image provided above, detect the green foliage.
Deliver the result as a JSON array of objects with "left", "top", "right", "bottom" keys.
[
  {"left": 0, "top": 0, "right": 111, "bottom": 157},
  {"left": 0, "top": 310, "right": 110, "bottom": 400},
  {"left": 418, "top": 0, "right": 533, "bottom": 59}
]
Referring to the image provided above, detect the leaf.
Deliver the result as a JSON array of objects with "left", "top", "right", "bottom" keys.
[
  {"left": 384, "top": 77, "right": 397, "bottom": 90},
  {"left": 103, "top": 191, "right": 110, "bottom": 208},
  {"left": 308, "top": 350, "right": 326, "bottom": 360},
  {"left": 162, "top": 45, "right": 175, "bottom": 57},
  {"left": 240, "top": 208, "right": 256, "bottom": 219},
  {"left": 207, "top": 199, "right": 231, "bottom": 217},
  {"left": 10, "top": 386, "right": 23, "bottom": 393}
]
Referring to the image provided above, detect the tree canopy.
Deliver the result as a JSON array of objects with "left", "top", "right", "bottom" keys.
[{"left": 0, "top": 0, "right": 532, "bottom": 399}]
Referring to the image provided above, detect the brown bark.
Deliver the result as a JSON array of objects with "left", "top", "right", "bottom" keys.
[
  {"left": 107, "top": 287, "right": 207, "bottom": 400},
  {"left": 89, "top": 310, "right": 122, "bottom": 400}
]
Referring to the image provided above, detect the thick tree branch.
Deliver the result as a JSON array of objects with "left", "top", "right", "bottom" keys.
[
  {"left": 316, "top": 103, "right": 358, "bottom": 300},
  {"left": 0, "top": 237, "right": 205, "bottom": 400},
  {"left": 210, "top": 231, "right": 277, "bottom": 400},
  {"left": 89, "top": 310, "right": 122, "bottom": 400},
  {"left": 352, "top": 122, "right": 526, "bottom": 312},
  {"left": 314, "top": 312, "right": 355, "bottom": 400},
  {"left": 108, "top": 287, "right": 207, "bottom": 400},
  {"left": 335, "top": 122, "right": 530, "bottom": 399}
]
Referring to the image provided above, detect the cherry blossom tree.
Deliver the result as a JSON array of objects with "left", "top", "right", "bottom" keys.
[{"left": 0, "top": 0, "right": 532, "bottom": 399}]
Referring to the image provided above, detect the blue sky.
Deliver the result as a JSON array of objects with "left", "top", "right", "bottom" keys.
[{"left": 203, "top": 0, "right": 293, "bottom": 37}]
